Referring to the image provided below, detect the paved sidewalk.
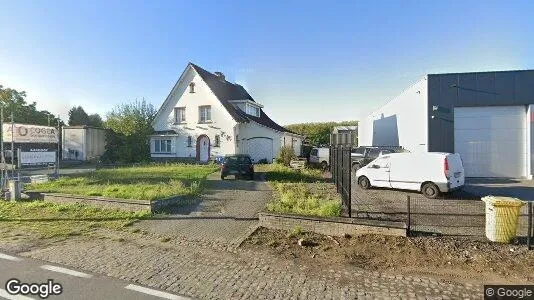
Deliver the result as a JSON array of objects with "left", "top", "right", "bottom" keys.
[
  {"left": 132, "top": 172, "right": 272, "bottom": 248},
  {"left": 17, "top": 235, "right": 482, "bottom": 300}
]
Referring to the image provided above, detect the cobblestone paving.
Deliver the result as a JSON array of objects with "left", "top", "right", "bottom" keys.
[
  {"left": 132, "top": 172, "right": 272, "bottom": 248},
  {"left": 19, "top": 235, "right": 483, "bottom": 300},
  {"left": 1, "top": 172, "right": 484, "bottom": 299}
]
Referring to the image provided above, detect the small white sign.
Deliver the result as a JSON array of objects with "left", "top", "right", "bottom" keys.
[{"left": 20, "top": 151, "right": 56, "bottom": 165}]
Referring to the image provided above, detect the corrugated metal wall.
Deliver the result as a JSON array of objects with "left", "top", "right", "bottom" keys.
[{"left": 427, "top": 70, "right": 534, "bottom": 152}]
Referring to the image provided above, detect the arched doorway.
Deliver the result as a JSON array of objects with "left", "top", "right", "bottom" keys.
[{"left": 196, "top": 135, "right": 210, "bottom": 162}]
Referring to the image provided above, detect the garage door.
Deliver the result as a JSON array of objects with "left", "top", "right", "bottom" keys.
[
  {"left": 247, "top": 137, "right": 273, "bottom": 163},
  {"left": 454, "top": 106, "right": 527, "bottom": 178}
]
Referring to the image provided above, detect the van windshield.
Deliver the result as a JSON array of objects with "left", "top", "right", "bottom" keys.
[{"left": 311, "top": 149, "right": 318, "bottom": 156}]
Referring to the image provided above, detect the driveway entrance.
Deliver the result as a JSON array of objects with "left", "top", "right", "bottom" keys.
[{"left": 132, "top": 172, "right": 271, "bottom": 248}]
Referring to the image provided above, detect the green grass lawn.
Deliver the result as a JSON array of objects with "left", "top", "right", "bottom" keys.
[
  {"left": 256, "top": 164, "right": 341, "bottom": 217},
  {"left": 0, "top": 201, "right": 150, "bottom": 238},
  {"left": 25, "top": 164, "right": 219, "bottom": 200}
]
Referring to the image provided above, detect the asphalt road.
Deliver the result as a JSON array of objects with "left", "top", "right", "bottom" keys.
[{"left": 0, "top": 252, "right": 190, "bottom": 300}]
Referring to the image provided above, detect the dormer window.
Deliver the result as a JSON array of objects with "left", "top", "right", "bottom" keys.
[
  {"left": 246, "top": 105, "right": 260, "bottom": 117},
  {"left": 189, "top": 82, "right": 195, "bottom": 93},
  {"left": 228, "top": 100, "right": 262, "bottom": 117}
]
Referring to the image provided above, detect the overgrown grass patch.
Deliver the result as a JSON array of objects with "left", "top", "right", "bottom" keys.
[
  {"left": 254, "top": 163, "right": 324, "bottom": 183},
  {"left": 267, "top": 182, "right": 341, "bottom": 217},
  {"left": 0, "top": 200, "right": 150, "bottom": 238},
  {"left": 25, "top": 164, "right": 218, "bottom": 200},
  {"left": 257, "top": 164, "right": 340, "bottom": 217}
]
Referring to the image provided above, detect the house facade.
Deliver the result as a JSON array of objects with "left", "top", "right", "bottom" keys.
[
  {"left": 151, "top": 63, "right": 303, "bottom": 163},
  {"left": 358, "top": 70, "right": 534, "bottom": 178}
]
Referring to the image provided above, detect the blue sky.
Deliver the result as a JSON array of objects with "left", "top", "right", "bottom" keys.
[{"left": 0, "top": 0, "right": 532, "bottom": 124}]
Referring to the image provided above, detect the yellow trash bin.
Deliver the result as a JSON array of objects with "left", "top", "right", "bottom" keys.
[{"left": 481, "top": 196, "right": 525, "bottom": 243}]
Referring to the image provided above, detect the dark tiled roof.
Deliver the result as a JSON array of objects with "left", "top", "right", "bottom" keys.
[{"left": 190, "top": 63, "right": 297, "bottom": 134}]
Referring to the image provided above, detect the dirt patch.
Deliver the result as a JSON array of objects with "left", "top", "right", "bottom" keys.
[{"left": 243, "top": 227, "right": 534, "bottom": 285}]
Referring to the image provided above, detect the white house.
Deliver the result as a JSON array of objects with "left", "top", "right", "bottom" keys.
[{"left": 151, "top": 63, "right": 303, "bottom": 163}]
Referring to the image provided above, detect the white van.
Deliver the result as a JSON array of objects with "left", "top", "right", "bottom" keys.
[
  {"left": 309, "top": 147, "right": 329, "bottom": 169},
  {"left": 355, "top": 152, "right": 464, "bottom": 198}
]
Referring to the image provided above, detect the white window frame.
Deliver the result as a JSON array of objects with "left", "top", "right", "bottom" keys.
[
  {"left": 174, "top": 107, "right": 186, "bottom": 123},
  {"left": 245, "top": 104, "right": 260, "bottom": 117},
  {"left": 199, "top": 105, "right": 211, "bottom": 123},
  {"left": 154, "top": 139, "right": 172, "bottom": 153}
]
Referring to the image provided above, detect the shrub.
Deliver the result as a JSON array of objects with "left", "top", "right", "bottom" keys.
[{"left": 276, "top": 146, "right": 296, "bottom": 166}]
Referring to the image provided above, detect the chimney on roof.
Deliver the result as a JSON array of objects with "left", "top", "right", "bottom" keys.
[{"left": 214, "top": 72, "right": 225, "bottom": 81}]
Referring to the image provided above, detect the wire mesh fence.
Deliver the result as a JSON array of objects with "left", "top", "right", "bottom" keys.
[
  {"left": 330, "top": 145, "right": 351, "bottom": 217},
  {"left": 330, "top": 145, "right": 533, "bottom": 249}
]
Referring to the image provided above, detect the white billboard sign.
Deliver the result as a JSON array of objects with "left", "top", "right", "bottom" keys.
[
  {"left": 20, "top": 151, "right": 56, "bottom": 166},
  {"left": 2, "top": 123, "right": 58, "bottom": 143}
]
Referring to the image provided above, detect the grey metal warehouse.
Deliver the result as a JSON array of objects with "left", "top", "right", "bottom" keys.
[{"left": 358, "top": 70, "right": 534, "bottom": 179}]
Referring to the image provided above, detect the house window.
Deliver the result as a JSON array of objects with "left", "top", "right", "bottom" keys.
[
  {"left": 189, "top": 82, "right": 195, "bottom": 93},
  {"left": 154, "top": 139, "right": 172, "bottom": 153},
  {"left": 199, "top": 105, "right": 211, "bottom": 123},
  {"left": 174, "top": 107, "right": 186, "bottom": 123},
  {"left": 187, "top": 136, "right": 192, "bottom": 147},
  {"left": 245, "top": 104, "right": 260, "bottom": 117},
  {"left": 214, "top": 135, "right": 220, "bottom": 147}
]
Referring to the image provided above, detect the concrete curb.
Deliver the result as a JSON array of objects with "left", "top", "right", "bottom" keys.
[{"left": 259, "top": 212, "right": 407, "bottom": 237}]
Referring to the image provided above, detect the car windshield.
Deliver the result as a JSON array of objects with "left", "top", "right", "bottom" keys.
[{"left": 351, "top": 148, "right": 365, "bottom": 155}]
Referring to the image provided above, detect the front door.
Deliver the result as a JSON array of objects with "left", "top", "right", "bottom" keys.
[{"left": 197, "top": 135, "right": 210, "bottom": 162}]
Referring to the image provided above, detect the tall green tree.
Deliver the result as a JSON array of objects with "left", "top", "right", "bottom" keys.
[
  {"left": 0, "top": 85, "right": 61, "bottom": 125},
  {"left": 102, "top": 99, "right": 156, "bottom": 163},
  {"left": 67, "top": 106, "right": 104, "bottom": 127},
  {"left": 87, "top": 114, "right": 104, "bottom": 127},
  {"left": 68, "top": 106, "right": 90, "bottom": 126},
  {"left": 285, "top": 121, "right": 358, "bottom": 145}
]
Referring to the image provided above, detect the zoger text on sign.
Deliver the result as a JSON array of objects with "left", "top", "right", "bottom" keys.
[{"left": 2, "top": 123, "right": 59, "bottom": 143}]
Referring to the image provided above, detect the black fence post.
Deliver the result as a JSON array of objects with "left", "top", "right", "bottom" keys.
[
  {"left": 528, "top": 202, "right": 533, "bottom": 250},
  {"left": 341, "top": 146, "right": 344, "bottom": 198},
  {"left": 406, "top": 195, "right": 411, "bottom": 236},
  {"left": 347, "top": 146, "right": 352, "bottom": 218}
]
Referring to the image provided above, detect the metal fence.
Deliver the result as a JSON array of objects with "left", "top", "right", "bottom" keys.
[
  {"left": 330, "top": 145, "right": 351, "bottom": 217},
  {"left": 331, "top": 145, "right": 533, "bottom": 250}
]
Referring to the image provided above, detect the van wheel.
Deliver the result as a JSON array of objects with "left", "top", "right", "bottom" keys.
[
  {"left": 422, "top": 182, "right": 440, "bottom": 199},
  {"left": 320, "top": 161, "right": 328, "bottom": 170},
  {"left": 351, "top": 163, "right": 360, "bottom": 173},
  {"left": 358, "top": 176, "right": 370, "bottom": 189}
]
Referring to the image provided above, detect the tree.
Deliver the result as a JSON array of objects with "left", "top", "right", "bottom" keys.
[
  {"left": 68, "top": 106, "right": 90, "bottom": 126},
  {"left": 87, "top": 114, "right": 103, "bottom": 127},
  {"left": 67, "top": 106, "right": 104, "bottom": 127},
  {"left": 0, "top": 84, "right": 61, "bottom": 126},
  {"left": 102, "top": 99, "right": 157, "bottom": 163},
  {"left": 285, "top": 121, "right": 358, "bottom": 145}
]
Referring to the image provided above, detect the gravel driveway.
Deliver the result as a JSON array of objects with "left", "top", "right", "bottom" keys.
[{"left": 132, "top": 172, "right": 272, "bottom": 248}]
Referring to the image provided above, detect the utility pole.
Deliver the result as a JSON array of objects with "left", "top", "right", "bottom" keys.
[
  {"left": 47, "top": 114, "right": 50, "bottom": 127},
  {"left": 56, "top": 119, "right": 60, "bottom": 177},
  {"left": 0, "top": 106, "right": 4, "bottom": 189},
  {"left": 10, "top": 112, "right": 14, "bottom": 180}
]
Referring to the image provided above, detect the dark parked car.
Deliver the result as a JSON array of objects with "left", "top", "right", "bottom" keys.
[
  {"left": 220, "top": 154, "right": 254, "bottom": 180},
  {"left": 350, "top": 146, "right": 405, "bottom": 172}
]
